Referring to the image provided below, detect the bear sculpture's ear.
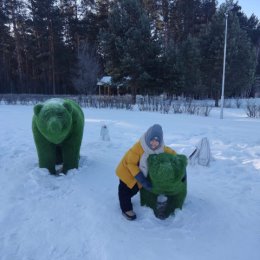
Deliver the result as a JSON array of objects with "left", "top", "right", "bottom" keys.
[
  {"left": 34, "top": 104, "right": 43, "bottom": 116},
  {"left": 63, "top": 101, "right": 72, "bottom": 114}
]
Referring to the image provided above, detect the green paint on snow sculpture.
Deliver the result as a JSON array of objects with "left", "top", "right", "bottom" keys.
[
  {"left": 32, "top": 98, "right": 84, "bottom": 174},
  {"left": 140, "top": 153, "right": 187, "bottom": 219}
]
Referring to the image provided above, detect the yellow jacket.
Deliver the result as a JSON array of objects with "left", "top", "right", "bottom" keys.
[{"left": 116, "top": 141, "right": 176, "bottom": 189}]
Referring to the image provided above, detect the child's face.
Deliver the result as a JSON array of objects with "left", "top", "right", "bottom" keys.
[{"left": 150, "top": 139, "right": 160, "bottom": 150}]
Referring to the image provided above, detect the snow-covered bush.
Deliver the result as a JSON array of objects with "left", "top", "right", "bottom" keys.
[
  {"left": 246, "top": 102, "right": 260, "bottom": 118},
  {"left": 198, "top": 104, "right": 213, "bottom": 117}
]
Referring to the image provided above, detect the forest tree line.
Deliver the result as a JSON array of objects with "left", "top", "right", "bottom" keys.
[{"left": 0, "top": 0, "right": 260, "bottom": 103}]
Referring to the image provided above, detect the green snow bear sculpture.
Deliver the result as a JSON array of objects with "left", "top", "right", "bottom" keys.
[
  {"left": 140, "top": 153, "right": 187, "bottom": 219},
  {"left": 32, "top": 98, "right": 84, "bottom": 174}
]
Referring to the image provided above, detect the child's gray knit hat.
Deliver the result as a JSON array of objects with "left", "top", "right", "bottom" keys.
[{"left": 145, "top": 124, "right": 163, "bottom": 147}]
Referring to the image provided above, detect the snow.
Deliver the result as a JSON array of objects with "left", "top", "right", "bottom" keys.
[
  {"left": 44, "top": 98, "right": 65, "bottom": 105},
  {"left": 0, "top": 104, "right": 260, "bottom": 260}
]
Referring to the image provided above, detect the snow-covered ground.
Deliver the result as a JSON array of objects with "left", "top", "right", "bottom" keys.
[{"left": 0, "top": 104, "right": 260, "bottom": 260}]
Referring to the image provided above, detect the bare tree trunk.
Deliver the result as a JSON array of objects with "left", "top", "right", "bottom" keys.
[
  {"left": 30, "top": 0, "right": 46, "bottom": 93},
  {"left": 131, "top": 83, "right": 137, "bottom": 104},
  {"left": 48, "top": 19, "right": 56, "bottom": 95},
  {"left": 73, "top": 0, "right": 78, "bottom": 19},
  {"left": 10, "top": 0, "right": 23, "bottom": 85},
  {"left": 76, "top": 32, "right": 80, "bottom": 57},
  {"left": 255, "top": 38, "right": 260, "bottom": 67},
  {"left": 25, "top": 49, "right": 29, "bottom": 92},
  {"left": 162, "top": 0, "right": 169, "bottom": 49}
]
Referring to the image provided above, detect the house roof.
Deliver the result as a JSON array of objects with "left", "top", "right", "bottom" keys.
[{"left": 97, "top": 76, "right": 112, "bottom": 85}]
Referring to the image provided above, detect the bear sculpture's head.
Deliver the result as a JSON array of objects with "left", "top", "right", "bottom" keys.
[
  {"left": 148, "top": 153, "right": 187, "bottom": 195},
  {"left": 34, "top": 99, "right": 73, "bottom": 144}
]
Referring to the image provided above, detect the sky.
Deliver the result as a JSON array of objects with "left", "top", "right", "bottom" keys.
[
  {"left": 0, "top": 101, "right": 260, "bottom": 260},
  {"left": 219, "top": 0, "right": 260, "bottom": 18}
]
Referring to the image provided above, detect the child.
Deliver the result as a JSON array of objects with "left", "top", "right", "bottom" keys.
[{"left": 116, "top": 124, "right": 176, "bottom": 220}]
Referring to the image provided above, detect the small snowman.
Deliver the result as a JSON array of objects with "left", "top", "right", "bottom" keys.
[{"left": 100, "top": 124, "right": 110, "bottom": 141}]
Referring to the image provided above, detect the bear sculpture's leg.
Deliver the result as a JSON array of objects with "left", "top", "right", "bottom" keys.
[
  {"left": 61, "top": 124, "right": 84, "bottom": 173},
  {"left": 33, "top": 122, "right": 57, "bottom": 174},
  {"left": 140, "top": 180, "right": 187, "bottom": 219},
  {"left": 140, "top": 188, "right": 157, "bottom": 208},
  {"left": 163, "top": 188, "right": 187, "bottom": 216}
]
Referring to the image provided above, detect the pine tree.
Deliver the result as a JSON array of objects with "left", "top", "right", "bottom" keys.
[
  {"left": 169, "top": 0, "right": 203, "bottom": 43},
  {"left": 200, "top": 9, "right": 228, "bottom": 104},
  {"left": 200, "top": 4, "right": 257, "bottom": 103},
  {"left": 177, "top": 35, "right": 202, "bottom": 97},
  {"left": 200, "top": 0, "right": 217, "bottom": 32},
  {"left": 224, "top": 15, "right": 256, "bottom": 97},
  {"left": 28, "top": 0, "right": 66, "bottom": 94},
  {"left": 159, "top": 41, "right": 180, "bottom": 94},
  {"left": 99, "top": 0, "right": 160, "bottom": 96}
]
